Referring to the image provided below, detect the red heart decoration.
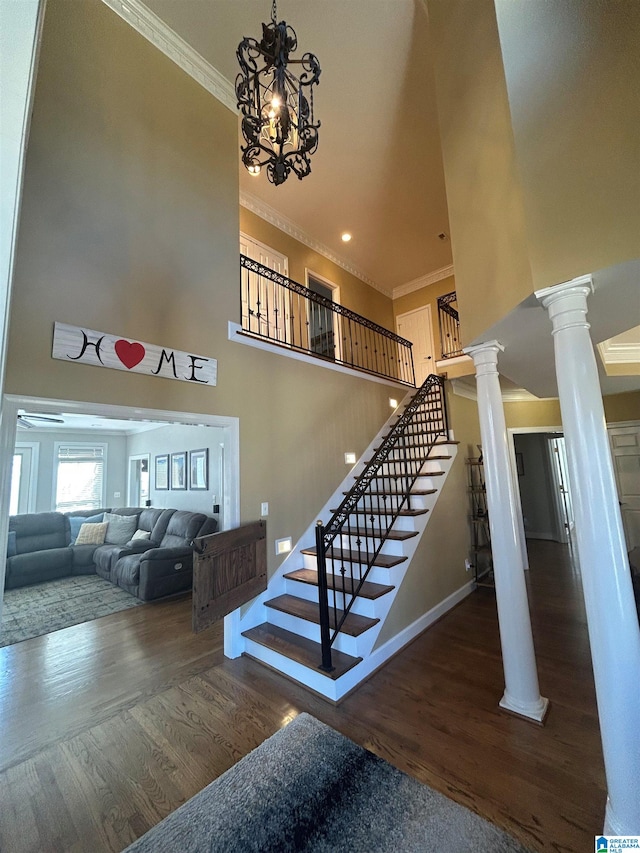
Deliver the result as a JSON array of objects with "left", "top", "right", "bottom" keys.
[{"left": 115, "top": 339, "right": 146, "bottom": 369}]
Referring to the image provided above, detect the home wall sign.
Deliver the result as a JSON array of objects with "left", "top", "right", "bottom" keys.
[{"left": 52, "top": 322, "right": 217, "bottom": 386}]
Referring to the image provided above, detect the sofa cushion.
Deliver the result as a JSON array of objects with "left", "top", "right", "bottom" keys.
[
  {"left": 75, "top": 521, "right": 108, "bottom": 546},
  {"left": 5, "top": 547, "right": 72, "bottom": 588},
  {"left": 104, "top": 513, "right": 138, "bottom": 546},
  {"left": 115, "top": 553, "right": 141, "bottom": 588},
  {"left": 9, "top": 511, "right": 69, "bottom": 554},
  {"left": 160, "top": 511, "right": 207, "bottom": 548}
]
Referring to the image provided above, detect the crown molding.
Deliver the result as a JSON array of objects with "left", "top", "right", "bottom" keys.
[
  {"left": 597, "top": 337, "right": 640, "bottom": 365},
  {"left": 100, "top": 0, "right": 237, "bottom": 113},
  {"left": 392, "top": 265, "right": 455, "bottom": 299},
  {"left": 239, "top": 191, "right": 390, "bottom": 296},
  {"left": 450, "top": 378, "right": 553, "bottom": 403}
]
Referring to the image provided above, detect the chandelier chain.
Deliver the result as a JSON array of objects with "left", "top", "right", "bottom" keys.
[{"left": 271, "top": 0, "right": 277, "bottom": 24}]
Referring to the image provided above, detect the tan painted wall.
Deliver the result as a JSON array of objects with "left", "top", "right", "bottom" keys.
[
  {"left": 503, "top": 390, "right": 640, "bottom": 429},
  {"left": 240, "top": 208, "right": 394, "bottom": 329},
  {"left": 6, "top": 0, "right": 394, "bottom": 576},
  {"left": 375, "top": 390, "right": 481, "bottom": 646},
  {"left": 428, "top": 0, "right": 639, "bottom": 342},
  {"left": 426, "top": 0, "right": 534, "bottom": 344},
  {"left": 496, "top": 0, "right": 640, "bottom": 291}
]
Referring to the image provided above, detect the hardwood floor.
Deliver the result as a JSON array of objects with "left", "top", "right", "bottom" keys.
[{"left": 0, "top": 540, "right": 605, "bottom": 852}]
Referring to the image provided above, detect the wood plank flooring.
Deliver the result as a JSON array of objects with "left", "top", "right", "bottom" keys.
[{"left": 0, "top": 540, "right": 605, "bottom": 852}]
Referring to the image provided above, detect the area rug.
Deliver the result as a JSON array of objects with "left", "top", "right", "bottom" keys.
[
  {"left": 0, "top": 574, "right": 144, "bottom": 648},
  {"left": 124, "top": 713, "right": 531, "bottom": 853}
]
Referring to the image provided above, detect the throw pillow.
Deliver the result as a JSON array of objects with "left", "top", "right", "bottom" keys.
[
  {"left": 104, "top": 513, "right": 138, "bottom": 546},
  {"left": 6, "top": 530, "right": 17, "bottom": 558},
  {"left": 69, "top": 513, "right": 104, "bottom": 544},
  {"left": 75, "top": 521, "right": 108, "bottom": 546},
  {"left": 132, "top": 529, "right": 151, "bottom": 541}
]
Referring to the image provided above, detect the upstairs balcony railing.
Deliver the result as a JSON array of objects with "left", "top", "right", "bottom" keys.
[
  {"left": 240, "top": 255, "right": 415, "bottom": 386},
  {"left": 437, "top": 291, "right": 464, "bottom": 359}
]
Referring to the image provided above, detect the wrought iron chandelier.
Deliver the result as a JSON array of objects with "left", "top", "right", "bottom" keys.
[{"left": 236, "top": 0, "right": 321, "bottom": 186}]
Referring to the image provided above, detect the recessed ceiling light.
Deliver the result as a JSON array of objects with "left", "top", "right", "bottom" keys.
[{"left": 341, "top": 232, "right": 352, "bottom": 242}]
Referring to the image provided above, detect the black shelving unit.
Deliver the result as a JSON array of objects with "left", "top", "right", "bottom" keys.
[{"left": 467, "top": 457, "right": 494, "bottom": 588}]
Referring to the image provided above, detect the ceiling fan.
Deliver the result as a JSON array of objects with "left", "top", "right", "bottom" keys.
[{"left": 17, "top": 412, "right": 65, "bottom": 429}]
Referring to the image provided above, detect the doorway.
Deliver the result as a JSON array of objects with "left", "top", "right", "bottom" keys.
[
  {"left": 510, "top": 428, "right": 573, "bottom": 545},
  {"left": 395, "top": 305, "right": 435, "bottom": 386},
  {"left": 128, "top": 453, "right": 150, "bottom": 507},
  {"left": 0, "top": 395, "right": 240, "bottom": 628},
  {"left": 240, "top": 233, "right": 290, "bottom": 344},
  {"left": 306, "top": 270, "right": 341, "bottom": 361}
]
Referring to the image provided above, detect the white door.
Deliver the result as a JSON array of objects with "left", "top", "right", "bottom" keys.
[
  {"left": 547, "top": 436, "right": 574, "bottom": 544},
  {"left": 10, "top": 442, "right": 39, "bottom": 514},
  {"left": 240, "top": 234, "right": 289, "bottom": 344},
  {"left": 608, "top": 423, "right": 640, "bottom": 550},
  {"left": 395, "top": 305, "right": 435, "bottom": 386},
  {"left": 128, "top": 454, "right": 150, "bottom": 507}
]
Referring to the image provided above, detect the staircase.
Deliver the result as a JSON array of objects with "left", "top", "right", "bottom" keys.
[{"left": 236, "top": 375, "right": 461, "bottom": 702}]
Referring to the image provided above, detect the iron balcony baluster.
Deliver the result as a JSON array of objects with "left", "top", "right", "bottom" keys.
[{"left": 240, "top": 255, "right": 415, "bottom": 385}]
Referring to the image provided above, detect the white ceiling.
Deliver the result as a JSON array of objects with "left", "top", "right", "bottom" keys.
[
  {"left": 138, "top": 0, "right": 452, "bottom": 293},
  {"left": 17, "top": 411, "right": 166, "bottom": 434}
]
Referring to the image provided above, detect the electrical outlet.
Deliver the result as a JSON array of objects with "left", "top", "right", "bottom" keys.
[
  {"left": 465, "top": 558, "right": 473, "bottom": 572},
  {"left": 114, "top": 492, "right": 121, "bottom": 498},
  {"left": 261, "top": 502, "right": 269, "bottom": 517}
]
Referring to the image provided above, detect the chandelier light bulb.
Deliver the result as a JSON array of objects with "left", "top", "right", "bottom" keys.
[{"left": 248, "top": 164, "right": 261, "bottom": 176}]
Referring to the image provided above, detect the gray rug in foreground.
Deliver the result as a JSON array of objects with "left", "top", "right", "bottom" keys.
[
  {"left": 0, "top": 574, "right": 143, "bottom": 647},
  {"left": 125, "top": 713, "right": 531, "bottom": 853}
]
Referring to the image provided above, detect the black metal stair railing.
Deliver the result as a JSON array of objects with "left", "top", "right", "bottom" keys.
[
  {"left": 315, "top": 374, "right": 449, "bottom": 671},
  {"left": 240, "top": 255, "right": 416, "bottom": 386},
  {"left": 437, "top": 291, "right": 464, "bottom": 359}
]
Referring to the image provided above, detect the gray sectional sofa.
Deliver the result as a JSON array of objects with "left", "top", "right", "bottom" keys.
[{"left": 5, "top": 507, "right": 217, "bottom": 601}]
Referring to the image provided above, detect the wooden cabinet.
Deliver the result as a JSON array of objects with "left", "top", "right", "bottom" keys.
[{"left": 467, "top": 457, "right": 494, "bottom": 588}]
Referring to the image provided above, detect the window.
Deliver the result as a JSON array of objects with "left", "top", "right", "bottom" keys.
[{"left": 54, "top": 443, "right": 106, "bottom": 511}]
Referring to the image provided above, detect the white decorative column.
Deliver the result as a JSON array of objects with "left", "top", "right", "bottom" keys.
[
  {"left": 466, "top": 341, "right": 549, "bottom": 723},
  {"left": 536, "top": 277, "right": 640, "bottom": 835}
]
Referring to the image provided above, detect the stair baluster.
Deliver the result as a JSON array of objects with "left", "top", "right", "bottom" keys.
[{"left": 316, "top": 374, "right": 449, "bottom": 670}]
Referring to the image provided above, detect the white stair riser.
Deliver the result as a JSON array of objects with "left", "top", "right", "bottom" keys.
[
  {"left": 265, "top": 608, "right": 365, "bottom": 656},
  {"left": 242, "top": 638, "right": 339, "bottom": 702},
  {"left": 368, "top": 473, "right": 441, "bottom": 490},
  {"left": 351, "top": 493, "right": 433, "bottom": 511},
  {"left": 338, "top": 533, "right": 405, "bottom": 557},
  {"left": 283, "top": 578, "right": 385, "bottom": 617}
]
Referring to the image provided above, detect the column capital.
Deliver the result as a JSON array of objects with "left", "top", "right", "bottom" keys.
[
  {"left": 535, "top": 274, "right": 593, "bottom": 309},
  {"left": 535, "top": 276, "right": 593, "bottom": 335},
  {"left": 464, "top": 340, "right": 504, "bottom": 376}
]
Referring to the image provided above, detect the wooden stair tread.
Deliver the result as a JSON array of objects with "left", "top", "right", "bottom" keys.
[
  {"left": 284, "top": 569, "right": 394, "bottom": 600},
  {"left": 242, "top": 623, "right": 362, "bottom": 680},
  {"left": 365, "top": 454, "right": 452, "bottom": 464},
  {"left": 301, "top": 546, "right": 407, "bottom": 569},
  {"left": 265, "top": 594, "right": 379, "bottom": 636},
  {"left": 344, "top": 488, "right": 438, "bottom": 496},
  {"left": 319, "top": 528, "right": 417, "bottom": 542},
  {"left": 331, "top": 507, "right": 429, "bottom": 517}
]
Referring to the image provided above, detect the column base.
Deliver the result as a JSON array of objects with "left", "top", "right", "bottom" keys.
[
  {"left": 499, "top": 692, "right": 549, "bottom": 725},
  {"left": 604, "top": 797, "right": 625, "bottom": 835}
]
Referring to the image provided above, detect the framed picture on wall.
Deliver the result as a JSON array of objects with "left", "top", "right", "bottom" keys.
[
  {"left": 189, "top": 448, "right": 209, "bottom": 490},
  {"left": 155, "top": 454, "right": 169, "bottom": 490},
  {"left": 170, "top": 451, "right": 187, "bottom": 490}
]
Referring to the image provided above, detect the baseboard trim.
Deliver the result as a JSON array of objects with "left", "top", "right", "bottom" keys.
[{"left": 332, "top": 579, "right": 475, "bottom": 701}]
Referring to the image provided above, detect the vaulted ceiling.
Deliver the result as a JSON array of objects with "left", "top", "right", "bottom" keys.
[{"left": 136, "top": 0, "right": 452, "bottom": 294}]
